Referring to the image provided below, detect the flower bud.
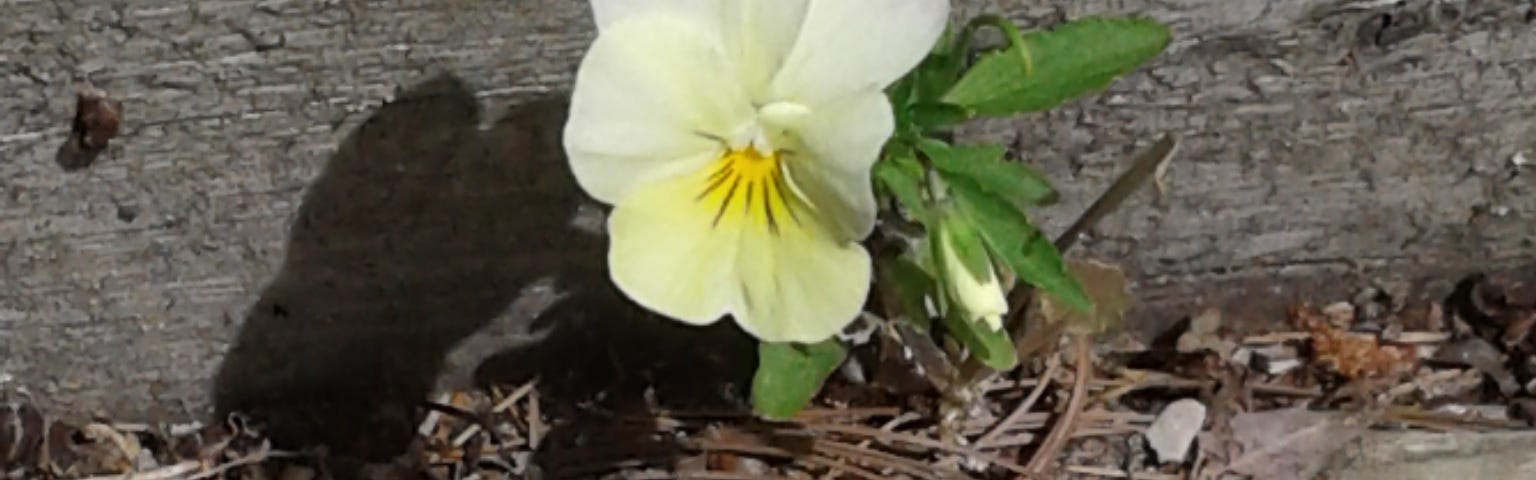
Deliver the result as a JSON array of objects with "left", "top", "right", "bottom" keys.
[{"left": 936, "top": 220, "right": 1009, "bottom": 331}]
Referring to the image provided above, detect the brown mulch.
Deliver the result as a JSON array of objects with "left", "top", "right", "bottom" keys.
[{"left": 5, "top": 273, "right": 1536, "bottom": 480}]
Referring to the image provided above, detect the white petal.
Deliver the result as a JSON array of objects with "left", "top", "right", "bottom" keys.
[
  {"left": 770, "top": 0, "right": 949, "bottom": 105},
  {"left": 782, "top": 90, "right": 891, "bottom": 241},
  {"left": 719, "top": 0, "right": 810, "bottom": 97},
  {"left": 589, "top": 0, "right": 720, "bottom": 31},
  {"left": 591, "top": 0, "right": 810, "bottom": 99},
  {"left": 606, "top": 163, "right": 743, "bottom": 325},
  {"left": 733, "top": 199, "right": 872, "bottom": 343},
  {"left": 564, "top": 14, "right": 754, "bottom": 203}
]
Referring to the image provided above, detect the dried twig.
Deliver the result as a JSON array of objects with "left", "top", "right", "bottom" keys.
[{"left": 1053, "top": 134, "right": 1181, "bottom": 253}]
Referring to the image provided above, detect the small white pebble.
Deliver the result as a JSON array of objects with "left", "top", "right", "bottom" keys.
[{"left": 1146, "top": 398, "right": 1207, "bottom": 464}]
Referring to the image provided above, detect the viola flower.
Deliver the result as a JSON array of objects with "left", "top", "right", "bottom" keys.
[{"left": 563, "top": 0, "right": 950, "bottom": 343}]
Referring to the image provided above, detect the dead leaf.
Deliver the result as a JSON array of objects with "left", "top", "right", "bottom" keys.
[
  {"left": 1177, "top": 307, "right": 1238, "bottom": 361},
  {"left": 1432, "top": 336, "right": 1519, "bottom": 396},
  {"left": 74, "top": 423, "right": 141, "bottom": 474},
  {"left": 1322, "top": 302, "right": 1355, "bottom": 329},
  {"left": 1033, "top": 259, "right": 1132, "bottom": 336},
  {"left": 1218, "top": 408, "right": 1367, "bottom": 480}
]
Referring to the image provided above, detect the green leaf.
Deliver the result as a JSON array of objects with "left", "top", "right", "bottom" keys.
[
  {"left": 909, "top": 102, "right": 974, "bottom": 129},
  {"left": 944, "top": 16, "right": 1172, "bottom": 116},
  {"left": 917, "top": 139, "right": 1058, "bottom": 206},
  {"left": 887, "top": 76, "right": 917, "bottom": 126},
  {"left": 912, "top": 22, "right": 965, "bottom": 102},
  {"left": 946, "top": 177, "right": 1092, "bottom": 313},
  {"left": 751, "top": 340, "right": 847, "bottom": 420},
  {"left": 888, "top": 22, "right": 958, "bottom": 125},
  {"left": 915, "top": 53, "right": 964, "bottom": 102},
  {"left": 939, "top": 306, "right": 1018, "bottom": 370},
  {"left": 878, "top": 257, "right": 937, "bottom": 331},
  {"left": 874, "top": 152, "right": 930, "bottom": 221}
]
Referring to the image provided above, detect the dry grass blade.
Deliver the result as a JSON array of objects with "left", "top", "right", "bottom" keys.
[
  {"left": 814, "top": 439, "right": 943, "bottom": 480},
  {"left": 554, "top": 454, "right": 676, "bottom": 478},
  {"left": 1024, "top": 334, "right": 1091, "bottom": 475},
  {"left": 447, "top": 378, "right": 540, "bottom": 448},
  {"left": 651, "top": 408, "right": 901, "bottom": 423},
  {"left": 803, "top": 424, "right": 1029, "bottom": 476},
  {"left": 492, "top": 378, "right": 541, "bottom": 413},
  {"left": 1065, "top": 464, "right": 1183, "bottom": 479},
  {"left": 977, "top": 358, "right": 1060, "bottom": 448},
  {"left": 528, "top": 389, "right": 545, "bottom": 449},
  {"left": 689, "top": 439, "right": 796, "bottom": 459},
  {"left": 188, "top": 441, "right": 288, "bottom": 480},
  {"left": 77, "top": 461, "right": 201, "bottom": 480},
  {"left": 960, "top": 410, "right": 1152, "bottom": 437},
  {"left": 801, "top": 453, "right": 886, "bottom": 480},
  {"left": 797, "top": 408, "right": 905, "bottom": 423},
  {"left": 1381, "top": 407, "right": 1529, "bottom": 431},
  {"left": 1007, "top": 134, "right": 1178, "bottom": 351},
  {"left": 77, "top": 439, "right": 276, "bottom": 480},
  {"left": 626, "top": 472, "right": 794, "bottom": 480}
]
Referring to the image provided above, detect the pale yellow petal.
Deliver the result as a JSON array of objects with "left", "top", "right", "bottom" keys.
[
  {"left": 719, "top": 0, "right": 810, "bottom": 97},
  {"left": 770, "top": 0, "right": 949, "bottom": 105},
  {"left": 591, "top": 0, "right": 810, "bottom": 100},
  {"left": 781, "top": 90, "right": 890, "bottom": 241},
  {"left": 731, "top": 193, "right": 872, "bottom": 343},
  {"left": 606, "top": 156, "right": 743, "bottom": 325},
  {"left": 564, "top": 14, "right": 753, "bottom": 203},
  {"left": 589, "top": 0, "right": 720, "bottom": 31}
]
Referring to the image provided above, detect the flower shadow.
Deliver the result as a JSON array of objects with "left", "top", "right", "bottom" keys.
[{"left": 210, "top": 72, "right": 757, "bottom": 473}]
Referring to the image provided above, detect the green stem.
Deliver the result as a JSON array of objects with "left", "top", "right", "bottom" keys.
[{"left": 956, "top": 14, "right": 1034, "bottom": 79}]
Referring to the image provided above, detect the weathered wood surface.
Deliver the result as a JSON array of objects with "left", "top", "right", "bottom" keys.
[
  {"left": 1327, "top": 430, "right": 1536, "bottom": 479},
  {"left": 1, "top": 0, "right": 1533, "bottom": 445}
]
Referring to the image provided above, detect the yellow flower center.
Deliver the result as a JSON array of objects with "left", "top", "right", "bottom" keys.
[{"left": 697, "top": 148, "right": 799, "bottom": 234}]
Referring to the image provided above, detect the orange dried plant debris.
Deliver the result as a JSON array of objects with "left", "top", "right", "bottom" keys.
[{"left": 1290, "top": 304, "right": 1415, "bottom": 380}]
